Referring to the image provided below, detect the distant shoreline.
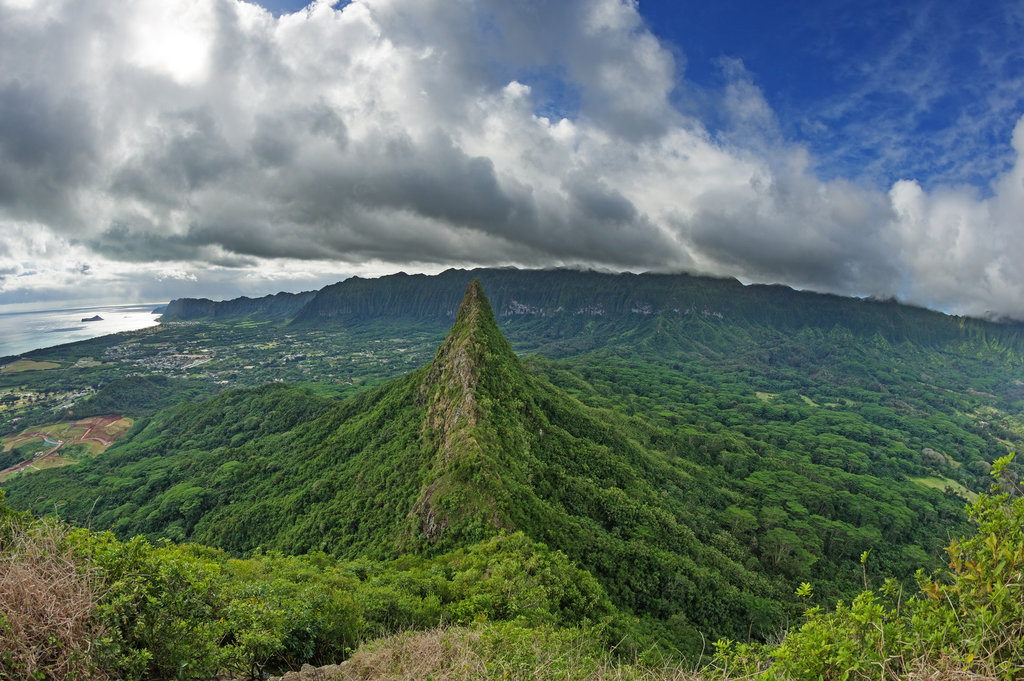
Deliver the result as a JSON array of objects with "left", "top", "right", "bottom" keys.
[{"left": 0, "top": 303, "right": 166, "bottom": 360}]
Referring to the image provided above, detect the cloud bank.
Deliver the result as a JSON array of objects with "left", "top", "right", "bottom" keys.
[{"left": 0, "top": 0, "right": 1021, "bottom": 318}]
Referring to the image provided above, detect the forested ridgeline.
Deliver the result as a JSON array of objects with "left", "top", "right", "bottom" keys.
[
  {"left": 160, "top": 290, "right": 317, "bottom": 322},
  {"left": 5, "top": 281, "right": 1011, "bottom": 658},
  {"left": 3, "top": 477, "right": 1022, "bottom": 680},
  {"left": 163, "top": 268, "right": 1024, "bottom": 352}
]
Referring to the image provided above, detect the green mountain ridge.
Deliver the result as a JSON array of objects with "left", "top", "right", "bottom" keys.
[
  {"left": 4, "top": 274, "right": 1024, "bottom": 679},
  {"left": 160, "top": 268, "right": 1024, "bottom": 351},
  {"left": 160, "top": 290, "right": 317, "bottom": 322},
  {"left": 412, "top": 279, "right": 517, "bottom": 542},
  {"left": 5, "top": 279, "right": 996, "bottom": 656}
]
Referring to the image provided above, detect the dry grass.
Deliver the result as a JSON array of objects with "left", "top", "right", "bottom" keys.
[
  {"left": 339, "top": 628, "right": 487, "bottom": 681},
  {"left": 0, "top": 519, "right": 106, "bottom": 681},
  {"left": 334, "top": 626, "right": 702, "bottom": 681},
  {"left": 904, "top": 667, "right": 998, "bottom": 681},
  {"left": 299, "top": 626, "right": 1017, "bottom": 681},
  {"left": 104, "top": 417, "right": 133, "bottom": 437}
]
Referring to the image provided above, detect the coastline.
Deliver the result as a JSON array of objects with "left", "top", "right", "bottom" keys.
[{"left": 0, "top": 303, "right": 166, "bottom": 359}]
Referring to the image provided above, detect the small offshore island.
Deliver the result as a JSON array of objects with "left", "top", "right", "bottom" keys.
[{"left": 80, "top": 315, "right": 103, "bottom": 322}]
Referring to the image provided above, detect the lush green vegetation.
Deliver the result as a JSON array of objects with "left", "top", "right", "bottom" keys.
[
  {"left": 3, "top": 270, "right": 1024, "bottom": 678},
  {"left": 0, "top": 489, "right": 614, "bottom": 680},
  {"left": 712, "top": 456, "right": 1024, "bottom": 680},
  {"left": 4, "top": 470, "right": 1022, "bottom": 680},
  {"left": 6, "top": 280, "right": 1014, "bottom": 658}
]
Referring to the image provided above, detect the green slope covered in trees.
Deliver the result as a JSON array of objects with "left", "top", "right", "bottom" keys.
[
  {"left": 4, "top": 473, "right": 1022, "bottom": 680},
  {"left": 6, "top": 280, "right": 1008, "bottom": 657}
]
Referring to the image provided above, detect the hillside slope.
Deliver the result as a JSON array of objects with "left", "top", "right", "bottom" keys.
[
  {"left": 4, "top": 280, "right": 988, "bottom": 654},
  {"left": 161, "top": 290, "right": 316, "bottom": 321},
  {"left": 159, "top": 268, "right": 1024, "bottom": 355}
]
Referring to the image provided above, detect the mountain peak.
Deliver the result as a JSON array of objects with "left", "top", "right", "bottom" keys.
[
  {"left": 423, "top": 279, "right": 514, "bottom": 393},
  {"left": 420, "top": 279, "right": 515, "bottom": 452},
  {"left": 413, "top": 280, "right": 520, "bottom": 540},
  {"left": 455, "top": 277, "right": 488, "bottom": 325},
  {"left": 447, "top": 278, "right": 500, "bottom": 346}
]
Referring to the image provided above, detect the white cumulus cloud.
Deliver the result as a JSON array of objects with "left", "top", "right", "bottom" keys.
[{"left": 0, "top": 0, "right": 1020, "bottom": 318}]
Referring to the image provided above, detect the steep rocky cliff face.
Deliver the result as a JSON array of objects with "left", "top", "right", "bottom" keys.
[
  {"left": 167, "top": 267, "right": 1024, "bottom": 350},
  {"left": 411, "top": 280, "right": 521, "bottom": 541},
  {"left": 161, "top": 290, "right": 316, "bottom": 321}
]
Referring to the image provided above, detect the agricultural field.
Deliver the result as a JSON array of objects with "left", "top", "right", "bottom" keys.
[
  {"left": 1, "top": 359, "right": 61, "bottom": 373},
  {"left": 0, "top": 415, "right": 132, "bottom": 481}
]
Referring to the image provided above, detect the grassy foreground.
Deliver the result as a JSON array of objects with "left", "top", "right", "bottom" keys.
[
  {"left": 336, "top": 625, "right": 699, "bottom": 681},
  {"left": 2, "top": 456, "right": 1022, "bottom": 681}
]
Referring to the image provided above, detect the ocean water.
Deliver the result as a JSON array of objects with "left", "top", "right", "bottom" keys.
[{"left": 0, "top": 303, "right": 166, "bottom": 359}]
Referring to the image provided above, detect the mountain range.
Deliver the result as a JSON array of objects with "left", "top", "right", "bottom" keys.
[
  {"left": 8, "top": 272, "right": 1022, "bottom": 655},
  {"left": 161, "top": 268, "right": 1024, "bottom": 351}
]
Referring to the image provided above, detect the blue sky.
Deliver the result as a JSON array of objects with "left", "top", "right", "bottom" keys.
[
  {"left": 257, "top": 0, "right": 1024, "bottom": 191},
  {"left": 650, "top": 0, "right": 1024, "bottom": 190},
  {"left": 0, "top": 0, "right": 1022, "bottom": 318}
]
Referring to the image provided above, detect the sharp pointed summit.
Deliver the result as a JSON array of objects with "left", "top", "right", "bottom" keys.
[
  {"left": 420, "top": 279, "right": 518, "bottom": 446},
  {"left": 412, "top": 279, "right": 525, "bottom": 542},
  {"left": 428, "top": 278, "right": 517, "bottom": 378},
  {"left": 452, "top": 278, "right": 494, "bottom": 330}
]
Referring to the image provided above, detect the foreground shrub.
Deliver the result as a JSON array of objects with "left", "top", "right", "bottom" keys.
[
  {"left": 356, "top": 531, "right": 613, "bottom": 636},
  {"left": 0, "top": 517, "right": 106, "bottom": 681},
  {"left": 0, "top": 503, "right": 618, "bottom": 681},
  {"left": 73, "top": 535, "right": 368, "bottom": 680},
  {"left": 0, "top": 515, "right": 365, "bottom": 681},
  {"left": 712, "top": 455, "right": 1024, "bottom": 680}
]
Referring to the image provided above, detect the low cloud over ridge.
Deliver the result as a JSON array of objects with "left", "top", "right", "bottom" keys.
[{"left": 0, "top": 0, "right": 1022, "bottom": 318}]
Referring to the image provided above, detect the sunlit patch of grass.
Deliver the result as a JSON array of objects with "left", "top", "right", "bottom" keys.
[
  {"left": 104, "top": 417, "right": 133, "bottom": 437},
  {"left": 340, "top": 625, "right": 700, "bottom": 681},
  {"left": 29, "top": 455, "right": 74, "bottom": 471},
  {"left": 2, "top": 435, "right": 43, "bottom": 452},
  {"left": 910, "top": 475, "right": 978, "bottom": 502},
  {"left": 1, "top": 359, "right": 61, "bottom": 373}
]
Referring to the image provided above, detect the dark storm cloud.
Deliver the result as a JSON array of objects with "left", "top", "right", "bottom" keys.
[
  {"left": 0, "top": 0, "right": 1022, "bottom": 318},
  {"left": 0, "top": 83, "right": 93, "bottom": 180},
  {"left": 251, "top": 116, "right": 297, "bottom": 168},
  {"left": 109, "top": 108, "right": 241, "bottom": 201},
  {"left": 564, "top": 175, "right": 638, "bottom": 225},
  {"left": 683, "top": 169, "right": 903, "bottom": 295},
  {"left": 87, "top": 223, "right": 259, "bottom": 268},
  {"left": 0, "top": 81, "right": 97, "bottom": 223},
  {"left": 87, "top": 224, "right": 207, "bottom": 263},
  {"left": 346, "top": 133, "right": 520, "bottom": 232}
]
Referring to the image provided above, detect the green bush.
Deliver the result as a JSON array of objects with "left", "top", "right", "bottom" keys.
[
  {"left": 1, "top": 498, "right": 617, "bottom": 681},
  {"left": 712, "top": 455, "right": 1024, "bottom": 680}
]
